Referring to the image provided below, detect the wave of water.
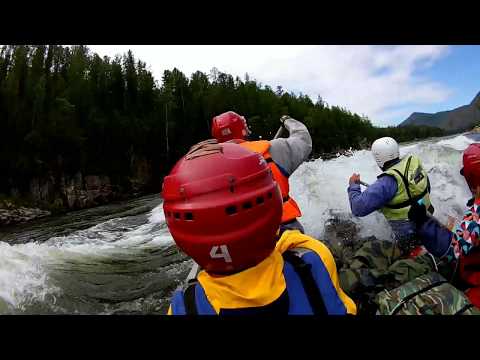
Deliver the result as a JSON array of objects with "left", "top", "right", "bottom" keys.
[
  {"left": 290, "top": 134, "right": 475, "bottom": 240},
  {"left": 0, "top": 195, "right": 185, "bottom": 314},
  {"left": 0, "top": 133, "right": 477, "bottom": 314}
]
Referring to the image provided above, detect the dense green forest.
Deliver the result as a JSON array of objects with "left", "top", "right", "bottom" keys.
[{"left": 0, "top": 45, "right": 444, "bottom": 210}]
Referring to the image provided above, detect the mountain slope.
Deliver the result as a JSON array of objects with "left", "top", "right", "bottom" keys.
[{"left": 400, "top": 92, "right": 480, "bottom": 131}]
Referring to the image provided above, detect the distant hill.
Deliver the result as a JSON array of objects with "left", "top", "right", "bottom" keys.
[{"left": 400, "top": 92, "right": 480, "bottom": 131}]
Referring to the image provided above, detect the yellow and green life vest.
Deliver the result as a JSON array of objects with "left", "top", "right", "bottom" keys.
[{"left": 379, "top": 155, "right": 432, "bottom": 221}]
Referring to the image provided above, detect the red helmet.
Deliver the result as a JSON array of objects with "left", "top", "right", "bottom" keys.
[
  {"left": 462, "top": 143, "right": 480, "bottom": 191},
  {"left": 162, "top": 139, "right": 283, "bottom": 274},
  {"left": 211, "top": 111, "right": 250, "bottom": 143}
]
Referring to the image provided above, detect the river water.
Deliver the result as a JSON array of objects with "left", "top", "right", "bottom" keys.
[{"left": 1, "top": 133, "right": 479, "bottom": 314}]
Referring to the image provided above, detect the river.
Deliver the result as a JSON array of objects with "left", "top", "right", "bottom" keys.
[{"left": 1, "top": 133, "right": 478, "bottom": 314}]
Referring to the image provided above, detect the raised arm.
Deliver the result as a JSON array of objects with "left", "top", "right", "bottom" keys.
[{"left": 269, "top": 116, "right": 312, "bottom": 175}]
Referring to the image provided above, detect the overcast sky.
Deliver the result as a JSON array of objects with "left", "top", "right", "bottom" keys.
[{"left": 89, "top": 45, "right": 480, "bottom": 126}]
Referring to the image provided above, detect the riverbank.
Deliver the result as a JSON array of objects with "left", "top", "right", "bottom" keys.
[
  {"left": 0, "top": 187, "right": 156, "bottom": 228},
  {"left": 0, "top": 165, "right": 158, "bottom": 227},
  {"left": 0, "top": 200, "right": 51, "bottom": 226}
]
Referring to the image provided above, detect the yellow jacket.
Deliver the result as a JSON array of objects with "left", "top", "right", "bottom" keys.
[{"left": 168, "top": 230, "right": 356, "bottom": 315}]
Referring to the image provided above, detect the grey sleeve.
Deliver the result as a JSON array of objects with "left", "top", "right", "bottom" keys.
[{"left": 269, "top": 117, "right": 312, "bottom": 175}]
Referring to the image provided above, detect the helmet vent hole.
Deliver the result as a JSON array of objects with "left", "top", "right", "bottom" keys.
[
  {"left": 184, "top": 212, "right": 194, "bottom": 221},
  {"left": 267, "top": 192, "right": 272, "bottom": 199},
  {"left": 256, "top": 196, "right": 264, "bottom": 205},
  {"left": 242, "top": 202, "right": 252, "bottom": 210},
  {"left": 174, "top": 212, "right": 181, "bottom": 219},
  {"left": 225, "top": 205, "right": 238, "bottom": 215}
]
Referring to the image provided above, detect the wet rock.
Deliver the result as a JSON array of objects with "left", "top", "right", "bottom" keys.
[
  {"left": 322, "top": 216, "right": 378, "bottom": 269},
  {"left": 29, "top": 172, "right": 117, "bottom": 211},
  {"left": 15, "top": 160, "right": 153, "bottom": 218},
  {"left": 0, "top": 206, "right": 51, "bottom": 227},
  {"left": 85, "top": 175, "right": 113, "bottom": 205},
  {"left": 61, "top": 172, "right": 84, "bottom": 209},
  {"left": 30, "top": 175, "right": 56, "bottom": 204}
]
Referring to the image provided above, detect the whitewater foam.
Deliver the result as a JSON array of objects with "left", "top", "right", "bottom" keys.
[
  {"left": 290, "top": 134, "right": 476, "bottom": 240},
  {"left": 0, "top": 201, "right": 174, "bottom": 312},
  {"left": 0, "top": 242, "right": 61, "bottom": 312}
]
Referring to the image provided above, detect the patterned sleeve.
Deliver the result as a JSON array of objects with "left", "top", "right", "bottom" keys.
[{"left": 443, "top": 203, "right": 480, "bottom": 262}]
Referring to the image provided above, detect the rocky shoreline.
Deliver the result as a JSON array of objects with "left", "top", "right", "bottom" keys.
[
  {"left": 1, "top": 156, "right": 154, "bottom": 228},
  {"left": 0, "top": 201, "right": 51, "bottom": 227},
  {"left": 0, "top": 180, "right": 153, "bottom": 229}
]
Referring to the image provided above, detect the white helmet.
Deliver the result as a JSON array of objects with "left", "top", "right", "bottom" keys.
[{"left": 371, "top": 137, "right": 400, "bottom": 169}]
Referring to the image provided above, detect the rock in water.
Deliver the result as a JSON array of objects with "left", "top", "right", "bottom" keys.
[
  {"left": 0, "top": 206, "right": 51, "bottom": 227},
  {"left": 322, "top": 215, "right": 377, "bottom": 269}
]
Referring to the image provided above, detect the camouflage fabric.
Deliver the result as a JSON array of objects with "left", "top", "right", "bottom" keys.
[
  {"left": 323, "top": 217, "right": 454, "bottom": 314},
  {"left": 375, "top": 272, "right": 480, "bottom": 315},
  {"left": 337, "top": 240, "right": 438, "bottom": 314},
  {"left": 338, "top": 240, "right": 435, "bottom": 295}
]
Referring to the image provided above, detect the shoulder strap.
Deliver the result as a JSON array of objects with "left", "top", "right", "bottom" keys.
[
  {"left": 384, "top": 156, "right": 429, "bottom": 209},
  {"left": 390, "top": 279, "right": 448, "bottom": 315},
  {"left": 283, "top": 250, "right": 328, "bottom": 315},
  {"left": 398, "top": 156, "right": 413, "bottom": 200},
  {"left": 454, "top": 303, "right": 475, "bottom": 315},
  {"left": 184, "top": 282, "right": 198, "bottom": 315}
]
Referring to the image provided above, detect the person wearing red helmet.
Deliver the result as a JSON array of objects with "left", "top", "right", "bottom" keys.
[
  {"left": 211, "top": 111, "right": 312, "bottom": 233},
  {"left": 408, "top": 143, "right": 480, "bottom": 308},
  {"left": 164, "top": 140, "right": 355, "bottom": 315}
]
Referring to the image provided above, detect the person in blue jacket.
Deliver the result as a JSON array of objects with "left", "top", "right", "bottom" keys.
[
  {"left": 347, "top": 136, "right": 433, "bottom": 254},
  {"left": 408, "top": 143, "right": 480, "bottom": 308},
  {"left": 338, "top": 137, "right": 437, "bottom": 313}
]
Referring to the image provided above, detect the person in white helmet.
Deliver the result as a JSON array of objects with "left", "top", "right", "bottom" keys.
[
  {"left": 339, "top": 137, "right": 436, "bottom": 313},
  {"left": 348, "top": 136, "right": 434, "bottom": 253}
]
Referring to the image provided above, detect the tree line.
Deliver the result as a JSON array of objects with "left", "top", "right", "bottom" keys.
[{"left": 0, "top": 45, "right": 445, "bottom": 206}]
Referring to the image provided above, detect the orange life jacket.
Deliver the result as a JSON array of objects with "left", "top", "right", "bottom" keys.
[{"left": 237, "top": 140, "right": 302, "bottom": 223}]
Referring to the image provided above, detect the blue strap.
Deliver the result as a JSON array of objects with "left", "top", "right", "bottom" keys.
[
  {"left": 283, "top": 251, "right": 327, "bottom": 315},
  {"left": 174, "top": 283, "right": 216, "bottom": 315}
]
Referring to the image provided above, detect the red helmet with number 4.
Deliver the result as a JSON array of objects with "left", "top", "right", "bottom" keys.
[
  {"left": 211, "top": 111, "right": 250, "bottom": 143},
  {"left": 462, "top": 143, "right": 480, "bottom": 191},
  {"left": 162, "top": 140, "right": 283, "bottom": 274}
]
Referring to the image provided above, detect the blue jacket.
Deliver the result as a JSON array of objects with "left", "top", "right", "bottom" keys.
[
  {"left": 347, "top": 176, "right": 398, "bottom": 217},
  {"left": 417, "top": 218, "right": 451, "bottom": 257},
  {"left": 416, "top": 198, "right": 480, "bottom": 259},
  {"left": 347, "top": 175, "right": 417, "bottom": 241}
]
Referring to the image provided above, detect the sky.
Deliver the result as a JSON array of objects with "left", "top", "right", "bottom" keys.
[{"left": 88, "top": 45, "right": 480, "bottom": 127}]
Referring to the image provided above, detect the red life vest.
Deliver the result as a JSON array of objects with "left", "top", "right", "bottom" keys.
[
  {"left": 465, "top": 286, "right": 480, "bottom": 308},
  {"left": 237, "top": 140, "right": 302, "bottom": 224},
  {"left": 459, "top": 248, "right": 480, "bottom": 288}
]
